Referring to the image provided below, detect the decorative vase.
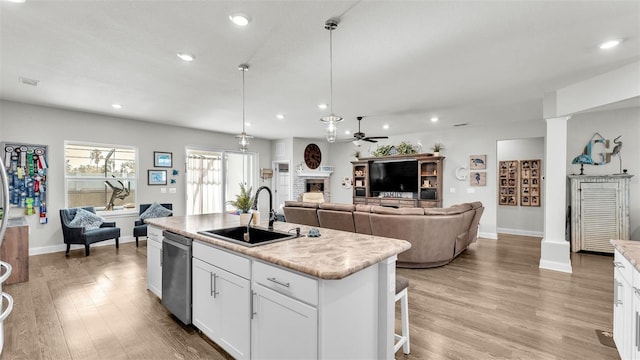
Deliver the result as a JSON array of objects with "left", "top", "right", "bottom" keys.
[{"left": 239, "top": 213, "right": 251, "bottom": 226}]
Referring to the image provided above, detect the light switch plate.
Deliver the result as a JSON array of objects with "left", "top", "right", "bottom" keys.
[
  {"left": 160, "top": 188, "right": 167, "bottom": 193},
  {"left": 169, "top": 188, "right": 176, "bottom": 193},
  {"left": 467, "top": 188, "right": 475, "bottom": 193},
  {"left": 450, "top": 187, "right": 456, "bottom": 193}
]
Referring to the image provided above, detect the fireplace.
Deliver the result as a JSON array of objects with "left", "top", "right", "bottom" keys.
[{"left": 306, "top": 179, "right": 325, "bottom": 193}]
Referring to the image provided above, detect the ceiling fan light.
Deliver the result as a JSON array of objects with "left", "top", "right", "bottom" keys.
[{"left": 353, "top": 139, "right": 363, "bottom": 147}]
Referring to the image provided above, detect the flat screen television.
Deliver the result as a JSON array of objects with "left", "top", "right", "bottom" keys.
[{"left": 369, "top": 160, "right": 418, "bottom": 193}]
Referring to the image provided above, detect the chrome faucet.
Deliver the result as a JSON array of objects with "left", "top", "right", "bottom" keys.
[{"left": 252, "top": 186, "right": 277, "bottom": 230}]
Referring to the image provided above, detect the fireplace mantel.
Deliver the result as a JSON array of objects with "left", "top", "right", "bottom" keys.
[{"left": 296, "top": 169, "right": 333, "bottom": 177}]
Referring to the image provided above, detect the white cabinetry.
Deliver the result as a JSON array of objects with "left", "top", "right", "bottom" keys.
[
  {"left": 146, "top": 225, "right": 163, "bottom": 298},
  {"left": 569, "top": 175, "right": 632, "bottom": 253},
  {"left": 251, "top": 261, "right": 318, "bottom": 359},
  {"left": 614, "top": 248, "right": 636, "bottom": 359},
  {"left": 633, "top": 271, "right": 640, "bottom": 360},
  {"left": 192, "top": 242, "right": 251, "bottom": 360}
]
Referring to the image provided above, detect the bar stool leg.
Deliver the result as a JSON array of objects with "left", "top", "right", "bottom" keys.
[{"left": 400, "top": 288, "right": 410, "bottom": 354}]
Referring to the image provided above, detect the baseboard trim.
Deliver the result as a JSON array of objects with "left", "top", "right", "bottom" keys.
[
  {"left": 539, "top": 259, "right": 573, "bottom": 273},
  {"left": 479, "top": 232, "right": 498, "bottom": 240},
  {"left": 497, "top": 228, "right": 544, "bottom": 237},
  {"left": 29, "top": 235, "right": 138, "bottom": 256}
]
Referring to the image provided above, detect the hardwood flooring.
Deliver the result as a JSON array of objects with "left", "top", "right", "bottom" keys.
[{"left": 1, "top": 234, "right": 619, "bottom": 359}]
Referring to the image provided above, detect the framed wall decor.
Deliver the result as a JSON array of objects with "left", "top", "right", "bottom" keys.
[
  {"left": 469, "top": 155, "right": 487, "bottom": 170},
  {"left": 148, "top": 170, "right": 167, "bottom": 185},
  {"left": 498, "top": 160, "right": 518, "bottom": 206},
  {"left": 154, "top": 151, "right": 172, "bottom": 168},
  {"left": 470, "top": 171, "right": 486, "bottom": 186},
  {"left": 520, "top": 159, "right": 541, "bottom": 207}
]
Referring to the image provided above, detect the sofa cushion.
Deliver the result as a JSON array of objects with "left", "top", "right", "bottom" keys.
[
  {"left": 69, "top": 208, "right": 104, "bottom": 230},
  {"left": 319, "top": 203, "right": 355, "bottom": 212},
  {"left": 355, "top": 204, "right": 373, "bottom": 213},
  {"left": 284, "top": 201, "right": 319, "bottom": 209},
  {"left": 423, "top": 203, "right": 472, "bottom": 216},
  {"left": 140, "top": 202, "right": 173, "bottom": 220},
  {"left": 371, "top": 206, "right": 424, "bottom": 215}
]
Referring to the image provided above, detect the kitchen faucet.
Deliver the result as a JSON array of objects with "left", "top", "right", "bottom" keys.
[{"left": 252, "top": 186, "right": 276, "bottom": 230}]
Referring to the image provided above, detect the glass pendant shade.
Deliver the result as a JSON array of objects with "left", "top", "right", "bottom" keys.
[
  {"left": 236, "top": 132, "right": 253, "bottom": 152},
  {"left": 320, "top": 18, "right": 344, "bottom": 143},
  {"left": 324, "top": 120, "right": 337, "bottom": 143}
]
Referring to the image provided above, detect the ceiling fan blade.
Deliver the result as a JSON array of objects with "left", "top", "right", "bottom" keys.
[
  {"left": 364, "top": 136, "right": 388, "bottom": 140},
  {"left": 364, "top": 138, "right": 378, "bottom": 143}
]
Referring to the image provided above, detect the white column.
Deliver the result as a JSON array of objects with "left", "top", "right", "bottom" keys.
[{"left": 539, "top": 116, "right": 572, "bottom": 273}]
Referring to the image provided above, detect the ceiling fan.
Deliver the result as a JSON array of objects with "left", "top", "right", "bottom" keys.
[{"left": 350, "top": 116, "right": 388, "bottom": 144}]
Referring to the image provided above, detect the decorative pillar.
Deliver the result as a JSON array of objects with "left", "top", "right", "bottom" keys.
[{"left": 539, "top": 116, "right": 572, "bottom": 273}]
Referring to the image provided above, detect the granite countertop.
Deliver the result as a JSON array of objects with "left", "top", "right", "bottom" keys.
[
  {"left": 145, "top": 213, "right": 411, "bottom": 280},
  {"left": 611, "top": 239, "right": 640, "bottom": 272}
]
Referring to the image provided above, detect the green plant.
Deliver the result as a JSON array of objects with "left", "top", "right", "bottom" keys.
[
  {"left": 227, "top": 183, "right": 254, "bottom": 213},
  {"left": 431, "top": 143, "right": 444, "bottom": 152},
  {"left": 352, "top": 149, "right": 361, "bottom": 159},
  {"left": 397, "top": 141, "right": 418, "bottom": 155},
  {"left": 372, "top": 144, "right": 393, "bottom": 157}
]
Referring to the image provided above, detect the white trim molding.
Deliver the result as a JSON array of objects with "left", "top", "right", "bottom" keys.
[{"left": 29, "top": 235, "right": 136, "bottom": 256}]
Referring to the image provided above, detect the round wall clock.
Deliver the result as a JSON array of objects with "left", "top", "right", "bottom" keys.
[{"left": 304, "top": 143, "right": 322, "bottom": 169}]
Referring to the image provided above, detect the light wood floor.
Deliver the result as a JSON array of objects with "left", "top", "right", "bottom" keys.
[{"left": 1, "top": 234, "right": 619, "bottom": 360}]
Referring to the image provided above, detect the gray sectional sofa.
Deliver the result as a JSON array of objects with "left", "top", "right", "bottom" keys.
[{"left": 283, "top": 201, "right": 484, "bottom": 268}]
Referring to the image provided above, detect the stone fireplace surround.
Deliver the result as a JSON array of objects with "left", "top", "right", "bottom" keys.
[{"left": 293, "top": 176, "right": 331, "bottom": 202}]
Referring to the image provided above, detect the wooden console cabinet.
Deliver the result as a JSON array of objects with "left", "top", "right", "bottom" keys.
[
  {"left": 1, "top": 217, "right": 29, "bottom": 285},
  {"left": 352, "top": 154, "right": 444, "bottom": 208}
]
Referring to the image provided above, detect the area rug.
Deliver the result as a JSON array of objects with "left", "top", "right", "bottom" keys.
[{"left": 595, "top": 329, "right": 616, "bottom": 348}]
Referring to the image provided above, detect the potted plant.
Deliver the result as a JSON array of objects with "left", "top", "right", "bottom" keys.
[
  {"left": 228, "top": 183, "right": 255, "bottom": 225},
  {"left": 431, "top": 143, "right": 444, "bottom": 156}
]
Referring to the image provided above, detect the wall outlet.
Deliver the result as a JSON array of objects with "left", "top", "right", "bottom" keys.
[
  {"left": 450, "top": 187, "right": 456, "bottom": 193},
  {"left": 160, "top": 188, "right": 167, "bottom": 193},
  {"left": 467, "top": 188, "right": 475, "bottom": 193},
  {"left": 169, "top": 188, "right": 176, "bottom": 193}
]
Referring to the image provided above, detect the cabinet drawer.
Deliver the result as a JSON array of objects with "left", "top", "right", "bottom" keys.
[
  {"left": 615, "top": 249, "right": 634, "bottom": 284},
  {"left": 193, "top": 241, "right": 251, "bottom": 279},
  {"left": 148, "top": 225, "right": 163, "bottom": 241},
  {"left": 253, "top": 261, "right": 318, "bottom": 306}
]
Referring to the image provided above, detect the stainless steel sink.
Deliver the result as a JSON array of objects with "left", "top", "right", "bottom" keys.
[{"left": 198, "top": 226, "right": 302, "bottom": 247}]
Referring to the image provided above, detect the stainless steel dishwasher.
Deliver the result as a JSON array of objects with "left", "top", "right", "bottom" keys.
[{"left": 162, "top": 230, "right": 192, "bottom": 325}]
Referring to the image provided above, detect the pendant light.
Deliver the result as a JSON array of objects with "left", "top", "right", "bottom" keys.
[
  {"left": 236, "top": 64, "right": 253, "bottom": 152},
  {"left": 320, "top": 18, "right": 344, "bottom": 143}
]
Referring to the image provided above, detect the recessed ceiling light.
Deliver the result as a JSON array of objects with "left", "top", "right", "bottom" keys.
[
  {"left": 276, "top": 114, "right": 285, "bottom": 119},
  {"left": 111, "top": 104, "right": 122, "bottom": 109},
  {"left": 383, "top": 124, "right": 389, "bottom": 130},
  {"left": 430, "top": 117, "right": 439, "bottom": 123},
  {"left": 246, "top": 122, "right": 252, "bottom": 127},
  {"left": 177, "top": 53, "right": 195, "bottom": 62},
  {"left": 600, "top": 39, "right": 622, "bottom": 50},
  {"left": 318, "top": 104, "right": 328, "bottom": 110},
  {"left": 6, "top": 0, "right": 26, "bottom": 3},
  {"left": 229, "top": 14, "right": 250, "bottom": 26},
  {"left": 344, "top": 130, "right": 351, "bottom": 135}
]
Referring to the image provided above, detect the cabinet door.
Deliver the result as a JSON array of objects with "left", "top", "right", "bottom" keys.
[
  {"left": 633, "top": 286, "right": 640, "bottom": 360},
  {"left": 251, "top": 283, "right": 317, "bottom": 359},
  {"left": 614, "top": 268, "right": 631, "bottom": 360},
  {"left": 146, "top": 238, "right": 162, "bottom": 298},
  {"left": 192, "top": 258, "right": 251, "bottom": 360}
]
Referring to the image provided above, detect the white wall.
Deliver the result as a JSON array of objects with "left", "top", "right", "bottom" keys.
[
  {"left": 496, "top": 137, "right": 545, "bottom": 236},
  {"left": 567, "top": 106, "right": 640, "bottom": 239},
  {"left": 0, "top": 100, "right": 273, "bottom": 253}
]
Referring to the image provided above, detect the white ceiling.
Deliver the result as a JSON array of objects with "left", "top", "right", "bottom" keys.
[{"left": 1, "top": 1, "right": 638, "bottom": 141}]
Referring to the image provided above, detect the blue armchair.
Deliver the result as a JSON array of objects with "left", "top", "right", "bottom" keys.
[
  {"left": 60, "top": 207, "right": 121, "bottom": 256},
  {"left": 133, "top": 203, "right": 173, "bottom": 246}
]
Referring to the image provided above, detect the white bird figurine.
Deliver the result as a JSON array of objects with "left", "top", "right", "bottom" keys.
[{"left": 611, "top": 135, "right": 623, "bottom": 173}]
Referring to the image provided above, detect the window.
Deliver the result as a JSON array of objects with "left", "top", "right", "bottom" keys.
[
  {"left": 65, "top": 142, "right": 137, "bottom": 211},
  {"left": 186, "top": 148, "right": 256, "bottom": 215}
]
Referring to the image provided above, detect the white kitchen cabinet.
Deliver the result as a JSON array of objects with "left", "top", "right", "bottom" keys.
[
  {"left": 614, "top": 248, "right": 635, "bottom": 359},
  {"left": 193, "top": 242, "right": 251, "bottom": 360},
  {"left": 146, "top": 225, "right": 163, "bottom": 298},
  {"left": 633, "top": 266, "right": 640, "bottom": 360},
  {"left": 251, "top": 283, "right": 317, "bottom": 359}
]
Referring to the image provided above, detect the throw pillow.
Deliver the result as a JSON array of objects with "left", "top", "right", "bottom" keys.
[
  {"left": 140, "top": 203, "right": 172, "bottom": 220},
  {"left": 69, "top": 208, "right": 104, "bottom": 230}
]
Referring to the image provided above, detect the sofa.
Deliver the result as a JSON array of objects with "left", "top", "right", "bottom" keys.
[{"left": 283, "top": 201, "right": 484, "bottom": 268}]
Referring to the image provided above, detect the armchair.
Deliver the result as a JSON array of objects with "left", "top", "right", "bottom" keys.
[
  {"left": 60, "top": 207, "right": 121, "bottom": 256},
  {"left": 133, "top": 203, "right": 173, "bottom": 246}
]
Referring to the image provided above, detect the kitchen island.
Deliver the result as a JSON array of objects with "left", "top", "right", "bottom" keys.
[{"left": 145, "top": 213, "right": 411, "bottom": 360}]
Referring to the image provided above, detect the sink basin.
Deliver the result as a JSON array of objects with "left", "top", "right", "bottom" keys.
[{"left": 198, "top": 226, "right": 302, "bottom": 247}]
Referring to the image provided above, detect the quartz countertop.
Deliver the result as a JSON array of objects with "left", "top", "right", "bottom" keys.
[
  {"left": 611, "top": 239, "right": 640, "bottom": 272},
  {"left": 145, "top": 213, "right": 411, "bottom": 280}
]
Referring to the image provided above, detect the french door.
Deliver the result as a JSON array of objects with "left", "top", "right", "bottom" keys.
[{"left": 186, "top": 148, "right": 256, "bottom": 215}]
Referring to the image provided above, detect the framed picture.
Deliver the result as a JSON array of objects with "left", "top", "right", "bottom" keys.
[
  {"left": 148, "top": 170, "right": 167, "bottom": 185},
  {"left": 154, "top": 151, "right": 172, "bottom": 168},
  {"left": 470, "top": 171, "right": 486, "bottom": 186},
  {"left": 470, "top": 155, "right": 487, "bottom": 170}
]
